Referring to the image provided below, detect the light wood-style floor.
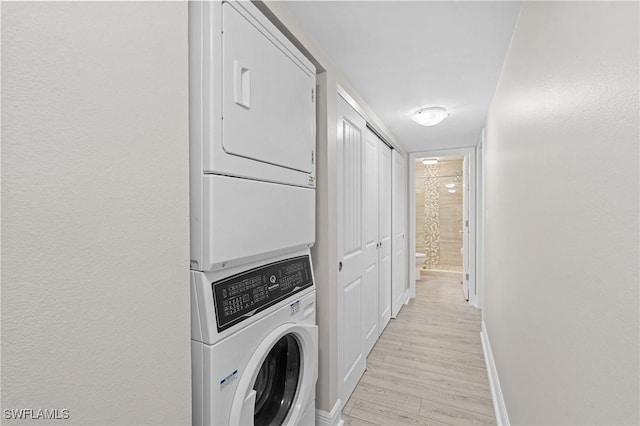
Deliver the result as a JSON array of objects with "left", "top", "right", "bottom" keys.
[{"left": 343, "top": 276, "right": 496, "bottom": 426}]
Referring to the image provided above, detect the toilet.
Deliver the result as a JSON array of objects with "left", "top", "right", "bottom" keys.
[{"left": 415, "top": 253, "right": 426, "bottom": 280}]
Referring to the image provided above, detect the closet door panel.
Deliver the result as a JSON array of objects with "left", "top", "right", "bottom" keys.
[
  {"left": 362, "top": 129, "right": 379, "bottom": 356},
  {"left": 337, "top": 96, "right": 366, "bottom": 403},
  {"left": 378, "top": 142, "right": 392, "bottom": 331}
]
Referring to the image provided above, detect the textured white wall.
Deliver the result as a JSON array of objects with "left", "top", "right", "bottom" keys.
[
  {"left": 483, "top": 2, "right": 639, "bottom": 424},
  {"left": 1, "top": 2, "right": 191, "bottom": 424}
]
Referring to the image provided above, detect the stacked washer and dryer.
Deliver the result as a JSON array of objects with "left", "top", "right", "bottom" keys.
[{"left": 189, "top": 1, "right": 318, "bottom": 425}]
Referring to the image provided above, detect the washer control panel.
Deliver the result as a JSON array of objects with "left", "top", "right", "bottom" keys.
[{"left": 212, "top": 255, "right": 313, "bottom": 332}]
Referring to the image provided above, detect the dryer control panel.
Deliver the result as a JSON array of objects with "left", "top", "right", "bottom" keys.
[{"left": 212, "top": 255, "right": 313, "bottom": 332}]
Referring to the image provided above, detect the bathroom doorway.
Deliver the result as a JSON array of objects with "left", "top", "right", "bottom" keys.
[
  {"left": 415, "top": 156, "right": 465, "bottom": 278},
  {"left": 408, "top": 148, "right": 478, "bottom": 306}
]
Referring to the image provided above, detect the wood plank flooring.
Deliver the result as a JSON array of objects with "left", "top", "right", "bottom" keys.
[{"left": 342, "top": 276, "right": 496, "bottom": 426}]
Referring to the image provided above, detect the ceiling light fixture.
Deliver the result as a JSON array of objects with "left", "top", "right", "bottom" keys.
[
  {"left": 411, "top": 107, "right": 449, "bottom": 127},
  {"left": 444, "top": 182, "right": 456, "bottom": 189},
  {"left": 421, "top": 158, "right": 438, "bottom": 165},
  {"left": 448, "top": 189, "right": 457, "bottom": 194}
]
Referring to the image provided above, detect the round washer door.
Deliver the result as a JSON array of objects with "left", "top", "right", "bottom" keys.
[
  {"left": 230, "top": 324, "right": 318, "bottom": 426},
  {"left": 253, "top": 334, "right": 300, "bottom": 425}
]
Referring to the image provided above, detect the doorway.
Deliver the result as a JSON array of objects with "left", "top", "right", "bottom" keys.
[
  {"left": 415, "top": 155, "right": 465, "bottom": 276},
  {"left": 408, "top": 148, "right": 478, "bottom": 307}
]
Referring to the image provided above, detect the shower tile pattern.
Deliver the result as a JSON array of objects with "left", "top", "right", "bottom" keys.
[{"left": 423, "top": 163, "right": 440, "bottom": 267}]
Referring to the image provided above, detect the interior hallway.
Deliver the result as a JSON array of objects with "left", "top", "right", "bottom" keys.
[{"left": 343, "top": 275, "right": 495, "bottom": 425}]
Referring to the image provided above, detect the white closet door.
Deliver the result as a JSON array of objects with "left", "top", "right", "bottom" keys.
[
  {"left": 378, "top": 142, "right": 392, "bottom": 331},
  {"left": 362, "top": 129, "right": 379, "bottom": 356},
  {"left": 391, "top": 150, "right": 407, "bottom": 318},
  {"left": 337, "top": 96, "right": 366, "bottom": 403}
]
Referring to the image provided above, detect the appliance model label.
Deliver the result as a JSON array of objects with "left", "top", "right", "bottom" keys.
[{"left": 212, "top": 255, "right": 313, "bottom": 332}]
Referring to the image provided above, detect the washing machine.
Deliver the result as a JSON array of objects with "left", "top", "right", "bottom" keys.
[
  {"left": 189, "top": 0, "right": 317, "bottom": 273},
  {"left": 191, "top": 250, "right": 318, "bottom": 426}
]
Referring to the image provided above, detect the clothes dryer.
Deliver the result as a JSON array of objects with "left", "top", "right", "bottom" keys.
[
  {"left": 191, "top": 250, "right": 317, "bottom": 426},
  {"left": 190, "top": 0, "right": 316, "bottom": 187},
  {"left": 189, "top": 0, "right": 317, "bottom": 272}
]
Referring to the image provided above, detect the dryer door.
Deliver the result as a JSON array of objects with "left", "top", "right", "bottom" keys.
[
  {"left": 191, "top": 0, "right": 316, "bottom": 189},
  {"left": 221, "top": 1, "right": 315, "bottom": 175},
  {"left": 230, "top": 324, "right": 318, "bottom": 426}
]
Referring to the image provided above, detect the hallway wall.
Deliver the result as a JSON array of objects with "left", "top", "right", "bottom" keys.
[
  {"left": 483, "top": 2, "right": 639, "bottom": 424},
  {"left": 1, "top": 3, "right": 191, "bottom": 424}
]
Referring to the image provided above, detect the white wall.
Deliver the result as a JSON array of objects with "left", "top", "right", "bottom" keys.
[
  {"left": 483, "top": 2, "right": 639, "bottom": 424},
  {"left": 309, "top": 70, "right": 342, "bottom": 415},
  {"left": 1, "top": 2, "right": 191, "bottom": 424}
]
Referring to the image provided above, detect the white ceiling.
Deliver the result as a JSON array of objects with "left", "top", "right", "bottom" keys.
[{"left": 278, "top": 1, "right": 522, "bottom": 153}]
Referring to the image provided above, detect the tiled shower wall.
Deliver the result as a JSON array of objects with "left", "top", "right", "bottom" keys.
[{"left": 415, "top": 159, "right": 463, "bottom": 272}]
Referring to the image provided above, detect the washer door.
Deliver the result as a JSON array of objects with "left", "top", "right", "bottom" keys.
[
  {"left": 230, "top": 324, "right": 317, "bottom": 426},
  {"left": 253, "top": 334, "right": 300, "bottom": 426}
]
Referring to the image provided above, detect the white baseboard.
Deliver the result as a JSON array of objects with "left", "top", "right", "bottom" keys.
[
  {"left": 481, "top": 320, "right": 510, "bottom": 426},
  {"left": 315, "top": 398, "right": 343, "bottom": 426},
  {"left": 404, "top": 288, "right": 412, "bottom": 304}
]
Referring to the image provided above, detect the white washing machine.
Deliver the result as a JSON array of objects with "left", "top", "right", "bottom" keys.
[
  {"left": 189, "top": 0, "right": 317, "bottom": 273},
  {"left": 191, "top": 250, "right": 318, "bottom": 426}
]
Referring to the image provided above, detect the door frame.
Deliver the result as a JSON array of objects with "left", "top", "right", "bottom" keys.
[
  {"left": 408, "top": 146, "right": 480, "bottom": 308},
  {"left": 462, "top": 154, "right": 470, "bottom": 301},
  {"left": 476, "top": 130, "right": 486, "bottom": 310}
]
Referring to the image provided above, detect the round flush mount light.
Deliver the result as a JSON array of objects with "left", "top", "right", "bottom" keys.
[
  {"left": 448, "top": 189, "right": 457, "bottom": 194},
  {"left": 444, "top": 182, "right": 456, "bottom": 189},
  {"left": 421, "top": 158, "right": 438, "bottom": 165},
  {"left": 411, "top": 107, "right": 449, "bottom": 126}
]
